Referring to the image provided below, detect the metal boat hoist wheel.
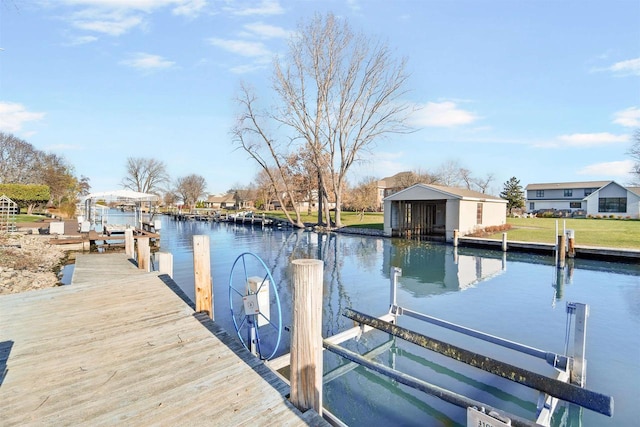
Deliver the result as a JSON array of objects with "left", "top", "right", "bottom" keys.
[{"left": 228, "top": 252, "right": 283, "bottom": 360}]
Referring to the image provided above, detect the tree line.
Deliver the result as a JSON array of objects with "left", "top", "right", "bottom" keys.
[{"left": 0, "top": 131, "right": 89, "bottom": 215}]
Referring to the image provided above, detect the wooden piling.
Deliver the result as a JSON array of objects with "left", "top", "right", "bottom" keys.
[
  {"left": 137, "top": 237, "right": 150, "bottom": 272},
  {"left": 157, "top": 252, "right": 173, "bottom": 278},
  {"left": 125, "top": 229, "right": 134, "bottom": 258},
  {"left": 567, "top": 230, "right": 576, "bottom": 258},
  {"left": 193, "top": 235, "right": 213, "bottom": 319},
  {"left": 290, "top": 259, "right": 324, "bottom": 416},
  {"left": 502, "top": 232, "right": 508, "bottom": 252},
  {"left": 557, "top": 234, "right": 566, "bottom": 268},
  {"left": 453, "top": 229, "right": 459, "bottom": 247}
]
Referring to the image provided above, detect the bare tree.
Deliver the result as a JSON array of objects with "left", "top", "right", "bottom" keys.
[
  {"left": 175, "top": 174, "right": 207, "bottom": 207},
  {"left": 122, "top": 157, "right": 169, "bottom": 195},
  {"left": 473, "top": 173, "right": 495, "bottom": 194},
  {"left": 232, "top": 84, "right": 305, "bottom": 228},
  {"left": 435, "top": 159, "right": 466, "bottom": 187},
  {"left": 629, "top": 129, "right": 640, "bottom": 185},
  {"left": 235, "top": 13, "right": 414, "bottom": 228},
  {"left": 0, "top": 132, "right": 39, "bottom": 184}
]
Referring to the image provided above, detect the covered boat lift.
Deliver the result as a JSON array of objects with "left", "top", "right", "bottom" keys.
[{"left": 80, "top": 190, "right": 160, "bottom": 232}]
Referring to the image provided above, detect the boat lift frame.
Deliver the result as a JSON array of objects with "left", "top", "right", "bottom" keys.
[{"left": 319, "top": 266, "right": 613, "bottom": 427}]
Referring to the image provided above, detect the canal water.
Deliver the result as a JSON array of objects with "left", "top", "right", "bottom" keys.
[{"left": 109, "top": 212, "right": 638, "bottom": 426}]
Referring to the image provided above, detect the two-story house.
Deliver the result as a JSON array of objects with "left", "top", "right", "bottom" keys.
[{"left": 526, "top": 181, "right": 640, "bottom": 218}]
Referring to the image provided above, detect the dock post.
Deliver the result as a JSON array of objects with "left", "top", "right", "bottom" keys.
[
  {"left": 390, "top": 267, "right": 401, "bottom": 310},
  {"left": 453, "top": 229, "right": 459, "bottom": 247},
  {"left": 193, "top": 235, "right": 213, "bottom": 319},
  {"left": 137, "top": 237, "right": 150, "bottom": 272},
  {"left": 290, "top": 259, "right": 324, "bottom": 416},
  {"left": 157, "top": 252, "right": 173, "bottom": 278},
  {"left": 125, "top": 229, "right": 134, "bottom": 258},
  {"left": 571, "top": 303, "right": 589, "bottom": 387},
  {"left": 501, "top": 232, "right": 508, "bottom": 252},
  {"left": 557, "top": 234, "right": 566, "bottom": 268},
  {"left": 567, "top": 229, "right": 576, "bottom": 258}
]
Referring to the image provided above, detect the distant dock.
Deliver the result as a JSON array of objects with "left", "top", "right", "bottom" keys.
[
  {"left": 0, "top": 253, "right": 326, "bottom": 426},
  {"left": 458, "top": 236, "right": 640, "bottom": 262}
]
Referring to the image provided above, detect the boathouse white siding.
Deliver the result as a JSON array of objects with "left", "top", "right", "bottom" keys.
[{"left": 383, "top": 184, "right": 507, "bottom": 242}]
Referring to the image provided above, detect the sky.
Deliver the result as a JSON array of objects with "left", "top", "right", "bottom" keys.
[{"left": 1, "top": 0, "right": 639, "bottom": 197}]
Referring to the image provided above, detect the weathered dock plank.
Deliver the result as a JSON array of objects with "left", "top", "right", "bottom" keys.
[{"left": 0, "top": 253, "right": 327, "bottom": 426}]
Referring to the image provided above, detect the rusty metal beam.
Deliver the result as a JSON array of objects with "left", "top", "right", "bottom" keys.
[{"left": 343, "top": 308, "right": 613, "bottom": 417}]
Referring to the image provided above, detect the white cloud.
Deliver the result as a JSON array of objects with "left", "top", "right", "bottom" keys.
[
  {"left": 0, "top": 102, "right": 45, "bottom": 133},
  {"left": 228, "top": 0, "right": 284, "bottom": 16},
  {"left": 409, "top": 101, "right": 479, "bottom": 127},
  {"left": 61, "top": 0, "right": 207, "bottom": 36},
  {"left": 120, "top": 53, "right": 175, "bottom": 71},
  {"left": 243, "top": 22, "right": 290, "bottom": 39},
  {"left": 208, "top": 38, "right": 271, "bottom": 58},
  {"left": 608, "top": 57, "right": 640, "bottom": 76},
  {"left": 72, "top": 14, "right": 143, "bottom": 36},
  {"left": 613, "top": 107, "right": 640, "bottom": 127},
  {"left": 66, "top": 35, "right": 99, "bottom": 45},
  {"left": 558, "top": 132, "right": 629, "bottom": 147},
  {"left": 577, "top": 160, "right": 634, "bottom": 177},
  {"left": 171, "top": 0, "right": 206, "bottom": 17}
]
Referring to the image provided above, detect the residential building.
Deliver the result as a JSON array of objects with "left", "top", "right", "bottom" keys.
[
  {"left": 525, "top": 181, "right": 640, "bottom": 218},
  {"left": 377, "top": 171, "right": 430, "bottom": 211}
]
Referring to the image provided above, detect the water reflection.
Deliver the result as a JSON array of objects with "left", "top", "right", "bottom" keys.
[
  {"left": 383, "top": 241, "right": 506, "bottom": 297},
  {"left": 143, "top": 214, "right": 638, "bottom": 427}
]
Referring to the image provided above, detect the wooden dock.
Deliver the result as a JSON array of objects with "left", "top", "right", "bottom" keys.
[{"left": 0, "top": 253, "right": 327, "bottom": 426}]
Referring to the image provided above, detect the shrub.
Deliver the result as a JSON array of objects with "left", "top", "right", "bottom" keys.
[{"left": 467, "top": 223, "right": 512, "bottom": 237}]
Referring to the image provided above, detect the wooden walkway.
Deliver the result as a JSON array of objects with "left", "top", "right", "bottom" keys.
[{"left": 0, "top": 253, "right": 327, "bottom": 426}]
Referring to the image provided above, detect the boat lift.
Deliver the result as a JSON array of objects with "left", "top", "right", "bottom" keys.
[
  {"left": 320, "top": 267, "right": 613, "bottom": 427},
  {"left": 233, "top": 254, "right": 614, "bottom": 426}
]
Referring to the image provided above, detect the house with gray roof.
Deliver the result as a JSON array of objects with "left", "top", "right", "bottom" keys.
[
  {"left": 525, "top": 180, "right": 640, "bottom": 218},
  {"left": 383, "top": 183, "right": 507, "bottom": 241}
]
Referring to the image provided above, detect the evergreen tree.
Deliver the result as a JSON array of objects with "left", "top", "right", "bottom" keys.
[{"left": 500, "top": 177, "right": 525, "bottom": 214}]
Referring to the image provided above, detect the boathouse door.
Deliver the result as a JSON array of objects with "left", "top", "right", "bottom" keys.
[{"left": 392, "top": 200, "right": 446, "bottom": 239}]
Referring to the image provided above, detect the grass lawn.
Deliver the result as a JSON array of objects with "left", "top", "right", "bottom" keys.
[
  {"left": 487, "top": 217, "right": 640, "bottom": 249},
  {"left": 15, "top": 214, "right": 49, "bottom": 223},
  {"left": 262, "top": 211, "right": 639, "bottom": 249}
]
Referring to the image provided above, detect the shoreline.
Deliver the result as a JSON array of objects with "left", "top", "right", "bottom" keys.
[
  {"left": 3, "top": 221, "right": 638, "bottom": 295},
  {"left": 0, "top": 231, "right": 69, "bottom": 295}
]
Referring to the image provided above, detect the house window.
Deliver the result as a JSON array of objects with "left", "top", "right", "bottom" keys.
[
  {"left": 584, "top": 188, "right": 594, "bottom": 196},
  {"left": 536, "top": 190, "right": 544, "bottom": 197},
  {"left": 529, "top": 202, "right": 535, "bottom": 210},
  {"left": 598, "top": 197, "right": 627, "bottom": 213},
  {"left": 476, "top": 203, "right": 483, "bottom": 225},
  {"left": 564, "top": 189, "right": 572, "bottom": 197},
  {"left": 570, "top": 202, "right": 581, "bottom": 209}
]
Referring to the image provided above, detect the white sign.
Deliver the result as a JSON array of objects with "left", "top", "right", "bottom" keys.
[{"left": 467, "top": 407, "right": 511, "bottom": 427}]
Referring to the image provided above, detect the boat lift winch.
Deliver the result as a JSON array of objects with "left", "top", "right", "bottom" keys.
[
  {"left": 228, "top": 252, "right": 283, "bottom": 361},
  {"left": 321, "top": 266, "right": 614, "bottom": 427}
]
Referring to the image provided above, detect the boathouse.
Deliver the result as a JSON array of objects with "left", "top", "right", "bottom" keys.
[{"left": 383, "top": 184, "right": 507, "bottom": 242}]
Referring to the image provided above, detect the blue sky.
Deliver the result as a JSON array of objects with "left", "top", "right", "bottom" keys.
[{"left": 1, "top": 0, "right": 639, "bottom": 196}]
